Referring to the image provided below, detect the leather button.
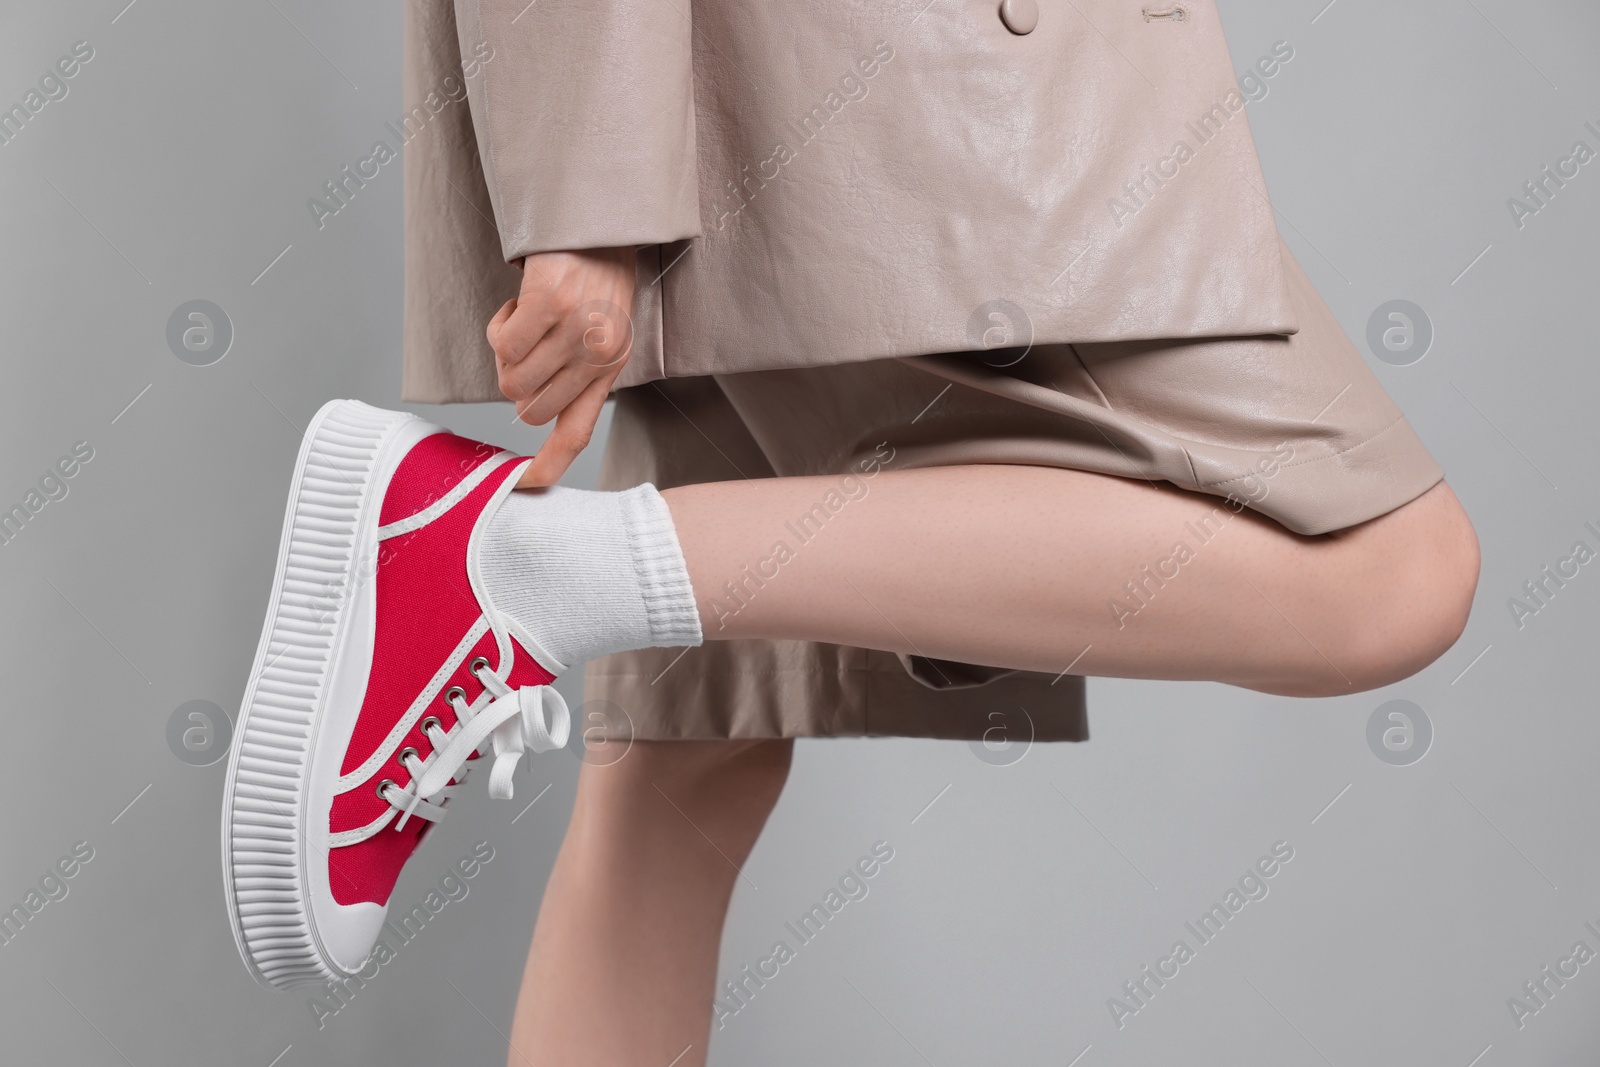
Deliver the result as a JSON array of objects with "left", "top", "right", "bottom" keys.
[{"left": 999, "top": 0, "right": 1038, "bottom": 35}]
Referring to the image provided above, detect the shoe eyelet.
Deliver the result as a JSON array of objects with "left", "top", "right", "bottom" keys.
[
  {"left": 398, "top": 747, "right": 419, "bottom": 765},
  {"left": 420, "top": 716, "right": 443, "bottom": 735},
  {"left": 443, "top": 686, "right": 465, "bottom": 706},
  {"left": 377, "top": 778, "right": 396, "bottom": 801},
  {"left": 469, "top": 656, "right": 491, "bottom": 676}
]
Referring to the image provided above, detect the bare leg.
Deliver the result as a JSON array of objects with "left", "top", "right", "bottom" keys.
[
  {"left": 505, "top": 469, "right": 1475, "bottom": 1064},
  {"left": 508, "top": 739, "right": 793, "bottom": 1067},
  {"left": 665, "top": 468, "right": 1479, "bottom": 697}
]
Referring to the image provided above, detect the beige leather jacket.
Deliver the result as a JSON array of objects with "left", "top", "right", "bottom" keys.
[{"left": 400, "top": 0, "right": 1296, "bottom": 403}]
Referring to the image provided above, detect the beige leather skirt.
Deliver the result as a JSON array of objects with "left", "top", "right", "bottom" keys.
[{"left": 581, "top": 238, "right": 1443, "bottom": 743}]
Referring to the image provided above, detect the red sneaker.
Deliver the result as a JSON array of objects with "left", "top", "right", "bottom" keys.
[{"left": 221, "top": 400, "right": 570, "bottom": 989}]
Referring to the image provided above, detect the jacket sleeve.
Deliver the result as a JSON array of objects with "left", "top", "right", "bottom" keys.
[{"left": 452, "top": 0, "right": 702, "bottom": 261}]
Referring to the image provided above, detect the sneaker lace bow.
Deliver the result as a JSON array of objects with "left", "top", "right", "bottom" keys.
[{"left": 384, "top": 658, "right": 569, "bottom": 830}]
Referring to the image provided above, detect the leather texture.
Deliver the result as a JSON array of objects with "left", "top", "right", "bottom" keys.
[{"left": 403, "top": 0, "right": 1298, "bottom": 402}]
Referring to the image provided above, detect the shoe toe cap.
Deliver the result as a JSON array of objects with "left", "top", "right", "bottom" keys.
[{"left": 315, "top": 899, "right": 387, "bottom": 976}]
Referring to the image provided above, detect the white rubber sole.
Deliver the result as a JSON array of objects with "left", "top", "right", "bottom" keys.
[{"left": 220, "top": 399, "right": 428, "bottom": 990}]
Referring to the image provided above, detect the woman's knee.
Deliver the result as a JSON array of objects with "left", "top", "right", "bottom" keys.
[{"left": 1320, "top": 484, "right": 1480, "bottom": 693}]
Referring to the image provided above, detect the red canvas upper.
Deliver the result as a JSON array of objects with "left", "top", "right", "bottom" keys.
[{"left": 327, "top": 433, "right": 550, "bottom": 906}]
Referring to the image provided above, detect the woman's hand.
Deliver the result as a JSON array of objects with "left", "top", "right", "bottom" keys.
[{"left": 488, "top": 246, "right": 636, "bottom": 487}]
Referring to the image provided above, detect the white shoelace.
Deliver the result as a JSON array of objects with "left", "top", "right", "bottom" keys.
[{"left": 380, "top": 658, "right": 570, "bottom": 831}]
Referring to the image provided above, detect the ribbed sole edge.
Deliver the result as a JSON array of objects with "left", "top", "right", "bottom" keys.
[{"left": 220, "top": 399, "right": 415, "bottom": 990}]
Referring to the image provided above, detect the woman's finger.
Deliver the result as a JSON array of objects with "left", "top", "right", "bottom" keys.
[
  {"left": 490, "top": 294, "right": 560, "bottom": 368},
  {"left": 513, "top": 358, "right": 599, "bottom": 427},
  {"left": 496, "top": 312, "right": 586, "bottom": 407},
  {"left": 515, "top": 374, "right": 615, "bottom": 488},
  {"left": 485, "top": 297, "right": 517, "bottom": 350}
]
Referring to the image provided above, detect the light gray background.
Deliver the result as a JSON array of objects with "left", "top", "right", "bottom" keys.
[{"left": 1, "top": 0, "right": 1596, "bottom": 1063}]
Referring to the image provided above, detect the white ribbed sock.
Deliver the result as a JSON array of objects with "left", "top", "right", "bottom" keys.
[{"left": 478, "top": 483, "right": 702, "bottom": 668}]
